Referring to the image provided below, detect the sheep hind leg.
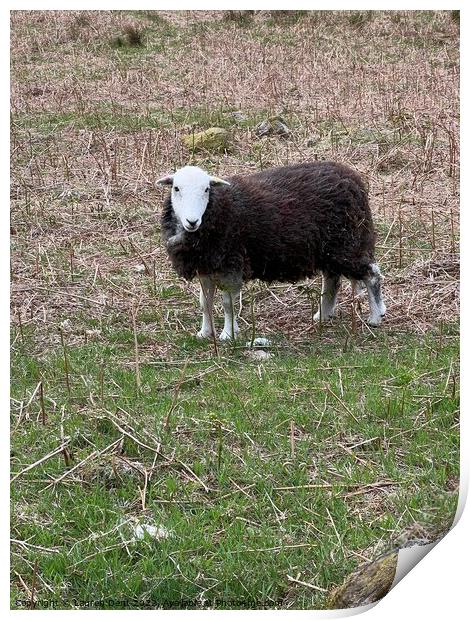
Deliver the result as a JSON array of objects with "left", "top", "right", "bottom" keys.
[
  {"left": 350, "top": 278, "right": 366, "bottom": 297},
  {"left": 314, "top": 273, "right": 341, "bottom": 322},
  {"left": 197, "top": 276, "right": 216, "bottom": 339},
  {"left": 363, "top": 263, "right": 386, "bottom": 326}
]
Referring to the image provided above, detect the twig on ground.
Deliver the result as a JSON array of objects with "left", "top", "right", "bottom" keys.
[
  {"left": 10, "top": 442, "right": 71, "bottom": 483},
  {"left": 287, "top": 574, "right": 327, "bottom": 593},
  {"left": 41, "top": 437, "right": 123, "bottom": 491}
]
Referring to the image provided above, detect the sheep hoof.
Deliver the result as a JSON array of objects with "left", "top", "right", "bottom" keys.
[
  {"left": 367, "top": 315, "right": 382, "bottom": 327},
  {"left": 313, "top": 311, "right": 335, "bottom": 322},
  {"left": 197, "top": 329, "right": 214, "bottom": 339},
  {"left": 219, "top": 329, "right": 238, "bottom": 341}
]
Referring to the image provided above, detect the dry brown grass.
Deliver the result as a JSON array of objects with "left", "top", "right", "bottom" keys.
[{"left": 11, "top": 10, "right": 459, "bottom": 351}]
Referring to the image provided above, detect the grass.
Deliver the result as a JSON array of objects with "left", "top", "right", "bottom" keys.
[
  {"left": 10, "top": 9, "right": 459, "bottom": 611},
  {"left": 11, "top": 326, "right": 459, "bottom": 609},
  {"left": 12, "top": 105, "right": 265, "bottom": 134}
]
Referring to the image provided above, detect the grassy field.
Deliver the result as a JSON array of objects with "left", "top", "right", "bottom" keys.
[{"left": 10, "top": 10, "right": 459, "bottom": 610}]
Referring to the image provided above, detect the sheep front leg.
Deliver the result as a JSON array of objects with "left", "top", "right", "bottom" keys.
[
  {"left": 218, "top": 275, "right": 242, "bottom": 341},
  {"left": 197, "top": 277, "right": 216, "bottom": 339},
  {"left": 314, "top": 273, "right": 341, "bottom": 322},
  {"left": 220, "top": 290, "right": 240, "bottom": 341}
]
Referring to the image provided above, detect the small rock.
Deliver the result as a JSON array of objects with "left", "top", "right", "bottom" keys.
[
  {"left": 255, "top": 120, "right": 271, "bottom": 137},
  {"left": 134, "top": 264, "right": 146, "bottom": 273},
  {"left": 255, "top": 116, "right": 290, "bottom": 138},
  {"left": 58, "top": 189, "right": 82, "bottom": 201},
  {"left": 182, "top": 127, "right": 229, "bottom": 152},
  {"left": 327, "top": 551, "right": 398, "bottom": 608},
  {"left": 132, "top": 523, "right": 171, "bottom": 542}
]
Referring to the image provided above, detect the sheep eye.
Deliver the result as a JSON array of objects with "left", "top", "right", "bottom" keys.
[{"left": 174, "top": 186, "right": 179, "bottom": 192}]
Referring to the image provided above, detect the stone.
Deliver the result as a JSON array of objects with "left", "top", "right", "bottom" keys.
[
  {"left": 182, "top": 127, "right": 229, "bottom": 152},
  {"left": 254, "top": 116, "right": 290, "bottom": 138},
  {"left": 327, "top": 551, "right": 398, "bottom": 608}
]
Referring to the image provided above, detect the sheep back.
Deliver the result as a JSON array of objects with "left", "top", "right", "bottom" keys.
[{"left": 161, "top": 161, "right": 376, "bottom": 283}]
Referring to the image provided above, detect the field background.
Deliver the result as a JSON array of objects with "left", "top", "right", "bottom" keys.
[{"left": 10, "top": 10, "right": 459, "bottom": 610}]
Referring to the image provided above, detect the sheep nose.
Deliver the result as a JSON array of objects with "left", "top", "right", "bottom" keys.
[{"left": 186, "top": 219, "right": 198, "bottom": 229}]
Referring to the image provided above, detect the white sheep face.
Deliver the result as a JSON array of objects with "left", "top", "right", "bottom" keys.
[{"left": 157, "top": 165, "right": 230, "bottom": 233}]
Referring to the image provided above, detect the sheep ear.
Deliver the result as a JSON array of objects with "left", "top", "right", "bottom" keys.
[
  {"left": 156, "top": 174, "right": 174, "bottom": 186},
  {"left": 210, "top": 176, "right": 230, "bottom": 187}
]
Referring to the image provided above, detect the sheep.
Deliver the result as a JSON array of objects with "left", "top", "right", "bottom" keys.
[{"left": 157, "top": 162, "right": 386, "bottom": 340}]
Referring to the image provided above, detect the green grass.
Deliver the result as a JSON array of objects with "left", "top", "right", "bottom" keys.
[
  {"left": 12, "top": 105, "right": 266, "bottom": 133},
  {"left": 11, "top": 324, "right": 459, "bottom": 609}
]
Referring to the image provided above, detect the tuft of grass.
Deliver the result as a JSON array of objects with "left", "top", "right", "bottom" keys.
[
  {"left": 111, "top": 25, "right": 144, "bottom": 49},
  {"left": 223, "top": 11, "right": 255, "bottom": 27},
  {"left": 348, "top": 11, "right": 374, "bottom": 28}
]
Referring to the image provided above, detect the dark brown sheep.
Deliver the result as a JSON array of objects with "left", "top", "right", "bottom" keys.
[{"left": 158, "top": 162, "right": 386, "bottom": 340}]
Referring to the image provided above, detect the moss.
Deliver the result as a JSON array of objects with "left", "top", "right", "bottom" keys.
[
  {"left": 182, "top": 127, "right": 230, "bottom": 153},
  {"left": 327, "top": 551, "right": 398, "bottom": 608}
]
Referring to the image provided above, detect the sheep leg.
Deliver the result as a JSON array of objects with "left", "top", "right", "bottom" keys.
[
  {"left": 220, "top": 290, "right": 240, "bottom": 341},
  {"left": 197, "top": 277, "right": 216, "bottom": 339},
  {"left": 350, "top": 278, "right": 366, "bottom": 297},
  {"left": 363, "top": 263, "right": 386, "bottom": 326},
  {"left": 314, "top": 273, "right": 341, "bottom": 322},
  {"left": 217, "top": 274, "right": 242, "bottom": 341}
]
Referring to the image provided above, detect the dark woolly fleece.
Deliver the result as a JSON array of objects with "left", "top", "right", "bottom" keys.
[{"left": 160, "top": 162, "right": 377, "bottom": 284}]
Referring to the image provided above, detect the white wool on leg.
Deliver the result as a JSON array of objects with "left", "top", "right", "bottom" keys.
[
  {"left": 364, "top": 264, "right": 386, "bottom": 326},
  {"left": 314, "top": 273, "right": 341, "bottom": 322},
  {"left": 220, "top": 290, "right": 240, "bottom": 341},
  {"left": 217, "top": 273, "right": 242, "bottom": 341},
  {"left": 197, "top": 277, "right": 216, "bottom": 338}
]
